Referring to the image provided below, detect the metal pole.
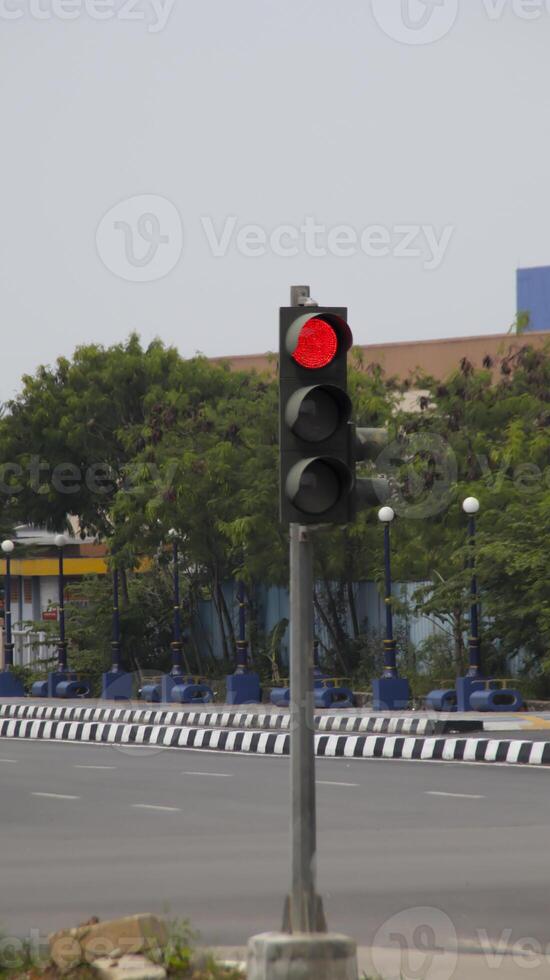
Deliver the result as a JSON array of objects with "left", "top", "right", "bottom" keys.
[
  {"left": 171, "top": 537, "right": 184, "bottom": 676},
  {"left": 111, "top": 569, "right": 121, "bottom": 672},
  {"left": 382, "top": 522, "right": 398, "bottom": 678},
  {"left": 57, "top": 546, "right": 67, "bottom": 672},
  {"left": 235, "top": 580, "right": 248, "bottom": 673},
  {"left": 467, "top": 514, "right": 481, "bottom": 676},
  {"left": 285, "top": 523, "right": 325, "bottom": 934},
  {"left": 4, "top": 553, "right": 13, "bottom": 669}
]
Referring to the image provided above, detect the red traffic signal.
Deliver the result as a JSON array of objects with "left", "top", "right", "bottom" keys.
[{"left": 285, "top": 313, "right": 353, "bottom": 370}]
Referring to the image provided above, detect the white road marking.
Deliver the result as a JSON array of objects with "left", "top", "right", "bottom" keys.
[
  {"left": 74, "top": 765, "right": 117, "bottom": 770},
  {"left": 32, "top": 792, "right": 81, "bottom": 800},
  {"left": 182, "top": 771, "right": 231, "bottom": 778},
  {"left": 426, "top": 791, "right": 486, "bottom": 800},
  {"left": 316, "top": 780, "right": 359, "bottom": 788},
  {"left": 132, "top": 804, "right": 180, "bottom": 812},
  {"left": 0, "top": 758, "right": 17, "bottom": 763}
]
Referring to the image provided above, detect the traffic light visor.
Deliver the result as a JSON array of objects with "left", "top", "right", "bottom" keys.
[{"left": 286, "top": 313, "right": 352, "bottom": 369}]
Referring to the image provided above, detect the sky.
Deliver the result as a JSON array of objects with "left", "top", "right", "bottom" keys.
[{"left": 1, "top": 0, "right": 550, "bottom": 400}]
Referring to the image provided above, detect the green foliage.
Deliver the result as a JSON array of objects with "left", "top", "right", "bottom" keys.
[
  {"left": 153, "top": 920, "right": 244, "bottom": 979},
  {"left": 3, "top": 333, "right": 550, "bottom": 685}
]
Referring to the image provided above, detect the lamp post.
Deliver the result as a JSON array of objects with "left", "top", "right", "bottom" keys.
[
  {"left": 168, "top": 529, "right": 185, "bottom": 677},
  {"left": 235, "top": 579, "right": 248, "bottom": 674},
  {"left": 462, "top": 496, "right": 481, "bottom": 677},
  {"left": 111, "top": 569, "right": 121, "bottom": 672},
  {"left": 100, "top": 564, "right": 133, "bottom": 701},
  {"left": 0, "top": 539, "right": 24, "bottom": 696},
  {"left": 371, "top": 507, "right": 410, "bottom": 710},
  {"left": 379, "top": 506, "right": 398, "bottom": 678},
  {"left": 226, "top": 576, "right": 261, "bottom": 706},
  {"left": 54, "top": 534, "right": 68, "bottom": 672},
  {"left": 1, "top": 540, "right": 15, "bottom": 669}
]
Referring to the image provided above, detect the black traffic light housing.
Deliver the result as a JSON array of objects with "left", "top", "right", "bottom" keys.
[{"left": 279, "top": 306, "right": 354, "bottom": 525}]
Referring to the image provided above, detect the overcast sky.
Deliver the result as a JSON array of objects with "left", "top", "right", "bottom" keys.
[{"left": 1, "top": 0, "right": 550, "bottom": 400}]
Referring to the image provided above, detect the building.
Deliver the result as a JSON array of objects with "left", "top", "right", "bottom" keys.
[
  {"left": 517, "top": 266, "right": 550, "bottom": 333},
  {"left": 215, "top": 329, "right": 550, "bottom": 396},
  {"left": 0, "top": 526, "right": 108, "bottom": 667}
]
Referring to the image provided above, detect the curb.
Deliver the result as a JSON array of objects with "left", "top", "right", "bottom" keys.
[
  {"left": 1, "top": 717, "right": 549, "bottom": 766},
  {"left": 0, "top": 702, "right": 480, "bottom": 735}
]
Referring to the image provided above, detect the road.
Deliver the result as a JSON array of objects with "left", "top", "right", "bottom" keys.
[{"left": 1, "top": 739, "right": 549, "bottom": 952}]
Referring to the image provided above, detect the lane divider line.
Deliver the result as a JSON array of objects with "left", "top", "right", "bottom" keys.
[
  {"left": 426, "top": 791, "right": 486, "bottom": 799},
  {"left": 73, "top": 765, "right": 117, "bottom": 770},
  {"left": 181, "top": 771, "right": 231, "bottom": 778},
  {"left": 317, "top": 780, "right": 359, "bottom": 787},
  {"left": 132, "top": 804, "right": 180, "bottom": 812},
  {"left": 32, "top": 792, "right": 80, "bottom": 800}
]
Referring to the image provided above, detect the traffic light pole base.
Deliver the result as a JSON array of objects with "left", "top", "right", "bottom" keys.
[
  {"left": 372, "top": 677, "right": 411, "bottom": 711},
  {"left": 246, "top": 932, "right": 358, "bottom": 980},
  {"left": 0, "top": 671, "right": 25, "bottom": 697},
  {"left": 226, "top": 672, "right": 261, "bottom": 705},
  {"left": 101, "top": 671, "right": 133, "bottom": 701}
]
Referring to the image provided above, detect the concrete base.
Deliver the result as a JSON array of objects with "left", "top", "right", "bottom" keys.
[
  {"left": 0, "top": 671, "right": 25, "bottom": 697},
  {"left": 270, "top": 687, "right": 291, "bottom": 708},
  {"left": 226, "top": 672, "right": 261, "bottom": 705},
  {"left": 101, "top": 671, "right": 133, "bottom": 701},
  {"left": 314, "top": 686, "right": 354, "bottom": 709},
  {"left": 425, "top": 688, "right": 458, "bottom": 712},
  {"left": 456, "top": 676, "right": 486, "bottom": 712},
  {"left": 140, "top": 673, "right": 190, "bottom": 703},
  {"left": 247, "top": 932, "right": 358, "bottom": 980},
  {"left": 372, "top": 677, "right": 411, "bottom": 711},
  {"left": 31, "top": 671, "right": 73, "bottom": 698},
  {"left": 171, "top": 682, "right": 214, "bottom": 704}
]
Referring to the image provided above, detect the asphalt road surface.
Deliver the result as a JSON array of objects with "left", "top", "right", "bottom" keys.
[{"left": 1, "top": 739, "right": 549, "bottom": 952}]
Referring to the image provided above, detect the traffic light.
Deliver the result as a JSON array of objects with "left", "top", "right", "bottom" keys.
[{"left": 279, "top": 306, "right": 354, "bottom": 525}]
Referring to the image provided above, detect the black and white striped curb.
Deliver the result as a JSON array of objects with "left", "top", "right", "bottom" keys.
[
  {"left": 0, "top": 702, "right": 479, "bottom": 736},
  {"left": 1, "top": 716, "right": 549, "bottom": 766}
]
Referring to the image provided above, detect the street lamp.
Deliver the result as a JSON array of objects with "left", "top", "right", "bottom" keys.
[
  {"left": 100, "top": 563, "right": 133, "bottom": 701},
  {"left": 371, "top": 507, "right": 411, "bottom": 710},
  {"left": 378, "top": 507, "right": 398, "bottom": 678},
  {"left": 168, "top": 529, "right": 187, "bottom": 677},
  {"left": 226, "top": 575, "right": 261, "bottom": 706},
  {"left": 0, "top": 538, "right": 24, "bottom": 696},
  {"left": 54, "top": 534, "right": 68, "bottom": 672},
  {"left": 139, "top": 529, "right": 215, "bottom": 704},
  {"left": 111, "top": 568, "right": 121, "bottom": 673},
  {"left": 235, "top": 579, "right": 248, "bottom": 674},
  {"left": 462, "top": 497, "right": 481, "bottom": 677},
  {"left": 1, "top": 540, "right": 15, "bottom": 669}
]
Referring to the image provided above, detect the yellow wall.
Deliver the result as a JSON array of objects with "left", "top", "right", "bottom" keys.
[{"left": 0, "top": 558, "right": 108, "bottom": 577}]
